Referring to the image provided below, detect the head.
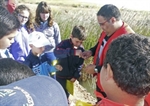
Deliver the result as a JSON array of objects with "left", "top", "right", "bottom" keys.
[
  {"left": 101, "top": 33, "right": 150, "bottom": 98},
  {"left": 35, "top": 1, "right": 53, "bottom": 26},
  {"left": 0, "top": 6, "right": 20, "bottom": 49},
  {"left": 0, "top": 58, "right": 35, "bottom": 86},
  {"left": 14, "top": 5, "right": 33, "bottom": 28},
  {"left": 0, "top": 76, "right": 68, "bottom": 105},
  {"left": 0, "top": 0, "right": 17, "bottom": 13},
  {"left": 97, "top": 4, "right": 121, "bottom": 35},
  {"left": 29, "top": 31, "right": 50, "bottom": 55},
  {"left": 70, "top": 25, "right": 87, "bottom": 48}
]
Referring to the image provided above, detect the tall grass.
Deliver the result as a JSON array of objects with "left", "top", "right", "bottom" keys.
[{"left": 22, "top": 1, "right": 150, "bottom": 96}]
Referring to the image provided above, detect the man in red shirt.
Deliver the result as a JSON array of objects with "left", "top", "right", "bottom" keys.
[{"left": 82, "top": 4, "right": 134, "bottom": 102}]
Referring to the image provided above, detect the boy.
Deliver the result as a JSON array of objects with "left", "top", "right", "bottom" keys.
[
  {"left": 0, "top": 58, "right": 35, "bottom": 86},
  {"left": 54, "top": 25, "right": 87, "bottom": 98},
  {"left": 24, "top": 31, "right": 62, "bottom": 77},
  {"left": 97, "top": 33, "right": 150, "bottom": 106},
  {"left": 0, "top": 6, "right": 20, "bottom": 58}
]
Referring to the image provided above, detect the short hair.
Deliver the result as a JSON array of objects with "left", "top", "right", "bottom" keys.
[
  {"left": 0, "top": 0, "right": 5, "bottom": 7},
  {"left": 0, "top": 6, "right": 20, "bottom": 39},
  {"left": 0, "top": 58, "right": 35, "bottom": 86},
  {"left": 103, "top": 33, "right": 150, "bottom": 97},
  {"left": 97, "top": 4, "right": 121, "bottom": 21},
  {"left": 71, "top": 25, "right": 87, "bottom": 40}
]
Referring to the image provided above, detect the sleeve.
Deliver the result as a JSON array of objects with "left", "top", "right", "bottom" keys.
[
  {"left": 9, "top": 41, "right": 25, "bottom": 62},
  {"left": 23, "top": 54, "right": 32, "bottom": 69},
  {"left": 54, "top": 41, "right": 76, "bottom": 59},
  {"left": 53, "top": 22, "right": 61, "bottom": 45},
  {"left": 74, "top": 58, "right": 84, "bottom": 79},
  {"left": 89, "top": 42, "right": 98, "bottom": 56},
  {"left": 74, "top": 48, "right": 84, "bottom": 78}
]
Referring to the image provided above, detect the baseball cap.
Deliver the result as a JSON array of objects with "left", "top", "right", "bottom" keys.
[
  {"left": 0, "top": 76, "right": 68, "bottom": 106},
  {"left": 29, "top": 31, "right": 50, "bottom": 48}
]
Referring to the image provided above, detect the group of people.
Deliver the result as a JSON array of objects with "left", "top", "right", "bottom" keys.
[{"left": 0, "top": 0, "right": 150, "bottom": 106}]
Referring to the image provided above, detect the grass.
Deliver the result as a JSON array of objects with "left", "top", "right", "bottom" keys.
[
  {"left": 21, "top": 0, "right": 150, "bottom": 79},
  {"left": 19, "top": 0, "right": 150, "bottom": 96}
]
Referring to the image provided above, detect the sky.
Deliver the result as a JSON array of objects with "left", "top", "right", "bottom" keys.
[{"left": 80, "top": 0, "right": 150, "bottom": 11}]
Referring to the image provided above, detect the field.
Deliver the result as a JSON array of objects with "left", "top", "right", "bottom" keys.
[
  {"left": 19, "top": 0, "right": 150, "bottom": 81},
  {"left": 18, "top": 0, "right": 150, "bottom": 103}
]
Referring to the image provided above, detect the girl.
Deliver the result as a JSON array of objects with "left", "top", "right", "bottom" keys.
[
  {"left": 9, "top": 5, "right": 34, "bottom": 62},
  {"left": 35, "top": 1, "right": 61, "bottom": 64}
]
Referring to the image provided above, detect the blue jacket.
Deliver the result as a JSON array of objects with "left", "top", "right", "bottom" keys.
[
  {"left": 9, "top": 26, "right": 30, "bottom": 62},
  {"left": 54, "top": 39, "right": 84, "bottom": 79},
  {"left": 35, "top": 21, "right": 61, "bottom": 52},
  {"left": 24, "top": 51, "right": 57, "bottom": 76}
]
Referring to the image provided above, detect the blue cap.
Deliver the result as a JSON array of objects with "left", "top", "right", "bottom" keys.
[{"left": 0, "top": 76, "right": 68, "bottom": 106}]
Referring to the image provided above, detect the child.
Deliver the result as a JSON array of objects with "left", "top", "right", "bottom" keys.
[
  {"left": 96, "top": 33, "right": 150, "bottom": 106},
  {"left": 9, "top": 5, "right": 34, "bottom": 62},
  {"left": 24, "top": 31, "right": 62, "bottom": 77},
  {"left": 54, "top": 25, "right": 87, "bottom": 98},
  {"left": 0, "top": 6, "right": 20, "bottom": 58},
  {"left": 34, "top": 1, "right": 61, "bottom": 64}
]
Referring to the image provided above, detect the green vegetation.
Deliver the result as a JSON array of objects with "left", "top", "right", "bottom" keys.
[
  {"left": 22, "top": 0, "right": 150, "bottom": 73},
  {"left": 19, "top": 0, "right": 150, "bottom": 96}
]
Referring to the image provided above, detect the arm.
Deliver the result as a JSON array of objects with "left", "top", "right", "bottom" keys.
[
  {"left": 74, "top": 58, "right": 84, "bottom": 79},
  {"left": 53, "top": 23, "right": 61, "bottom": 45},
  {"left": 9, "top": 41, "right": 25, "bottom": 62},
  {"left": 54, "top": 41, "right": 76, "bottom": 59},
  {"left": 89, "top": 42, "right": 98, "bottom": 56},
  {"left": 81, "top": 42, "right": 98, "bottom": 59},
  {"left": 53, "top": 22, "right": 61, "bottom": 45}
]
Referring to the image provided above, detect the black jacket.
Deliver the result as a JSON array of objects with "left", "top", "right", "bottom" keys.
[{"left": 54, "top": 39, "right": 84, "bottom": 79}]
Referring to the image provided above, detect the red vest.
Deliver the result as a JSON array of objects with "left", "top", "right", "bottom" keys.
[{"left": 93, "top": 22, "right": 134, "bottom": 98}]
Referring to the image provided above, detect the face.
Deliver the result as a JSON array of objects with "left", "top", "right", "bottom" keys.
[
  {"left": 100, "top": 64, "right": 114, "bottom": 95},
  {"left": 100, "top": 66, "right": 107, "bottom": 92},
  {"left": 31, "top": 45, "right": 45, "bottom": 55},
  {"left": 71, "top": 37, "right": 83, "bottom": 48},
  {"left": 97, "top": 15, "right": 113, "bottom": 35},
  {"left": 17, "top": 10, "right": 29, "bottom": 25},
  {"left": 40, "top": 12, "right": 49, "bottom": 22},
  {"left": 0, "top": 30, "right": 17, "bottom": 49}
]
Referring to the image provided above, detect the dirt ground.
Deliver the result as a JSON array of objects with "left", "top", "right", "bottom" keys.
[{"left": 69, "top": 80, "right": 97, "bottom": 105}]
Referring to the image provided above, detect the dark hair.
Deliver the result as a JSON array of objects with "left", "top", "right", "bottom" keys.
[
  {"left": 0, "top": 6, "right": 20, "bottom": 39},
  {"left": 35, "top": 1, "right": 53, "bottom": 27},
  {"left": 97, "top": 4, "right": 121, "bottom": 21},
  {"left": 71, "top": 25, "right": 87, "bottom": 40},
  {"left": 0, "top": 58, "right": 35, "bottom": 86},
  {"left": 0, "top": 0, "right": 5, "bottom": 7},
  {"left": 103, "top": 33, "right": 150, "bottom": 97},
  {"left": 14, "top": 5, "right": 34, "bottom": 33}
]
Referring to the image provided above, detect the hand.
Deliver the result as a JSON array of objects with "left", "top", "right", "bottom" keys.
[
  {"left": 75, "top": 49, "right": 82, "bottom": 57},
  {"left": 81, "top": 50, "right": 92, "bottom": 59},
  {"left": 55, "top": 65, "right": 63, "bottom": 71},
  {"left": 70, "top": 78, "right": 76, "bottom": 82},
  {"left": 84, "top": 64, "right": 96, "bottom": 74}
]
